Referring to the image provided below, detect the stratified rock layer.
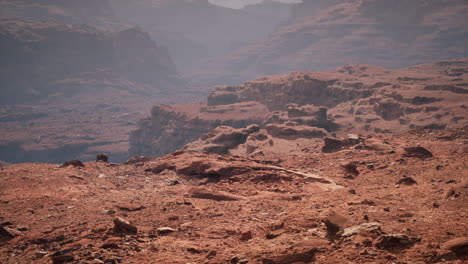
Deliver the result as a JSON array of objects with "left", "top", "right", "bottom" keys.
[{"left": 131, "top": 58, "right": 468, "bottom": 157}]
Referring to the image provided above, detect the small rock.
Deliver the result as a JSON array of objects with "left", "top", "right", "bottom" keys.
[
  {"left": 342, "top": 162, "right": 360, "bottom": 176},
  {"left": 0, "top": 226, "right": 18, "bottom": 241},
  {"left": 441, "top": 237, "right": 468, "bottom": 256},
  {"left": 375, "top": 234, "right": 421, "bottom": 249},
  {"left": 240, "top": 230, "right": 253, "bottom": 241},
  {"left": 206, "top": 250, "right": 217, "bottom": 259},
  {"left": 157, "top": 227, "right": 177, "bottom": 235},
  {"left": 68, "top": 175, "right": 85, "bottom": 181},
  {"left": 59, "top": 160, "right": 84, "bottom": 168},
  {"left": 101, "top": 238, "right": 120, "bottom": 249},
  {"left": 189, "top": 187, "right": 242, "bottom": 201},
  {"left": 348, "top": 199, "right": 376, "bottom": 206},
  {"left": 403, "top": 147, "right": 433, "bottom": 159},
  {"left": 51, "top": 255, "right": 74, "bottom": 264},
  {"left": 445, "top": 188, "right": 460, "bottom": 198},
  {"left": 324, "top": 213, "right": 347, "bottom": 238},
  {"left": 34, "top": 251, "right": 48, "bottom": 258},
  {"left": 115, "top": 204, "right": 145, "bottom": 212},
  {"left": 150, "top": 163, "right": 176, "bottom": 174},
  {"left": 187, "top": 247, "right": 202, "bottom": 254},
  {"left": 230, "top": 256, "right": 240, "bottom": 264},
  {"left": 322, "top": 138, "right": 345, "bottom": 153},
  {"left": 396, "top": 177, "right": 417, "bottom": 185},
  {"left": 266, "top": 229, "right": 284, "bottom": 239},
  {"left": 96, "top": 153, "right": 109, "bottom": 163},
  {"left": 113, "top": 217, "right": 137, "bottom": 235}
]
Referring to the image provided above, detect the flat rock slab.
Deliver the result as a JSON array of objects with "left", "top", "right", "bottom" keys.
[{"left": 189, "top": 187, "right": 243, "bottom": 201}]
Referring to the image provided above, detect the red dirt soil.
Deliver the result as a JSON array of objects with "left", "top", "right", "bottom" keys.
[{"left": 0, "top": 127, "right": 466, "bottom": 263}]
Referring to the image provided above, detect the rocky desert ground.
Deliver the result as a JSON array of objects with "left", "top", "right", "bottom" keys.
[
  {"left": 1, "top": 57, "right": 467, "bottom": 263},
  {"left": 1, "top": 1, "right": 467, "bottom": 264},
  {"left": 0, "top": 122, "right": 467, "bottom": 263}
]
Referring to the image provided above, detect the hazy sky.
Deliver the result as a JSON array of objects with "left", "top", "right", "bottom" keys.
[{"left": 209, "top": 0, "right": 302, "bottom": 9}]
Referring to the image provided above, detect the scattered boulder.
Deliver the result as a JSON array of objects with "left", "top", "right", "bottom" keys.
[
  {"left": 324, "top": 213, "right": 348, "bottom": 238},
  {"left": 51, "top": 254, "right": 74, "bottom": 264},
  {"left": 150, "top": 163, "right": 176, "bottom": 174},
  {"left": 342, "top": 162, "right": 360, "bottom": 176},
  {"left": 0, "top": 226, "right": 18, "bottom": 242},
  {"left": 101, "top": 238, "right": 121, "bottom": 249},
  {"left": 96, "top": 153, "right": 109, "bottom": 163},
  {"left": 188, "top": 187, "right": 242, "bottom": 201},
  {"left": 115, "top": 204, "right": 145, "bottom": 212},
  {"left": 240, "top": 230, "right": 253, "bottom": 241},
  {"left": 59, "top": 160, "right": 84, "bottom": 168},
  {"left": 322, "top": 135, "right": 364, "bottom": 153},
  {"left": 266, "top": 229, "right": 284, "bottom": 239},
  {"left": 342, "top": 222, "right": 382, "bottom": 237},
  {"left": 322, "top": 138, "right": 345, "bottom": 153},
  {"left": 157, "top": 227, "right": 177, "bottom": 235},
  {"left": 441, "top": 237, "right": 468, "bottom": 256},
  {"left": 403, "top": 147, "right": 433, "bottom": 158},
  {"left": 396, "top": 177, "right": 417, "bottom": 185},
  {"left": 348, "top": 199, "right": 377, "bottom": 206},
  {"left": 113, "top": 217, "right": 137, "bottom": 235},
  {"left": 375, "top": 234, "right": 421, "bottom": 249},
  {"left": 445, "top": 187, "right": 460, "bottom": 199}
]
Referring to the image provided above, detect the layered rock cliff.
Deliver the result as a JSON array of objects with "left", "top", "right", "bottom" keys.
[
  {"left": 0, "top": 19, "right": 184, "bottom": 163},
  {"left": 0, "top": 19, "right": 180, "bottom": 104},
  {"left": 130, "top": 58, "right": 468, "bottom": 157}
]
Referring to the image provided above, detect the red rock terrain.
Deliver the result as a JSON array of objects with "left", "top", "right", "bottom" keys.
[
  {"left": 131, "top": 58, "right": 468, "bottom": 157},
  {"left": 1, "top": 124, "right": 467, "bottom": 263},
  {"left": 0, "top": 4, "right": 467, "bottom": 262}
]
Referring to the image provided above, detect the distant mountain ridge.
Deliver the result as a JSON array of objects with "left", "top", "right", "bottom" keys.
[
  {"left": 194, "top": 0, "right": 468, "bottom": 85},
  {"left": 0, "top": 19, "right": 181, "bottom": 104}
]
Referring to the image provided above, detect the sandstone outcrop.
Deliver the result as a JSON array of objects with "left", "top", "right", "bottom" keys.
[
  {"left": 129, "top": 103, "right": 268, "bottom": 157},
  {"left": 132, "top": 59, "right": 468, "bottom": 158}
]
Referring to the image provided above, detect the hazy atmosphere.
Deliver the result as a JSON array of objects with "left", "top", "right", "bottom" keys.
[
  {"left": 0, "top": 0, "right": 467, "bottom": 263},
  {"left": 210, "top": 0, "right": 301, "bottom": 9}
]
